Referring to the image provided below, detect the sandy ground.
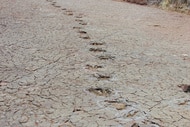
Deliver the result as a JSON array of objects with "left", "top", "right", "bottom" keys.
[{"left": 0, "top": 0, "right": 190, "bottom": 126}]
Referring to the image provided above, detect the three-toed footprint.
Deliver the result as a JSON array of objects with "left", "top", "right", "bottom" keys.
[
  {"left": 90, "top": 42, "right": 105, "bottom": 46},
  {"left": 79, "top": 22, "right": 87, "bottom": 25},
  {"left": 89, "top": 48, "right": 106, "bottom": 52},
  {"left": 64, "top": 10, "right": 73, "bottom": 16},
  {"left": 79, "top": 34, "right": 90, "bottom": 39}
]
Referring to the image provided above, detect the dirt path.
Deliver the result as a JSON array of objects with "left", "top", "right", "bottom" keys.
[{"left": 0, "top": 0, "right": 190, "bottom": 126}]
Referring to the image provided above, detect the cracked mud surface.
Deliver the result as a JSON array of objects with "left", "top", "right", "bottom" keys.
[{"left": 0, "top": 0, "right": 190, "bottom": 126}]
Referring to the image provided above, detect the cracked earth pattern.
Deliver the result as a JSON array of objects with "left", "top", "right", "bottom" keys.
[{"left": 0, "top": 0, "right": 190, "bottom": 127}]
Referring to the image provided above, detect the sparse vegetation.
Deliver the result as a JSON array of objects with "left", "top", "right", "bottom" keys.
[
  {"left": 159, "top": 0, "right": 190, "bottom": 13},
  {"left": 148, "top": 0, "right": 190, "bottom": 14}
]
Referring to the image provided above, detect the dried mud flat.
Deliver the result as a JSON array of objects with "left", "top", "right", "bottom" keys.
[{"left": 0, "top": 0, "right": 190, "bottom": 127}]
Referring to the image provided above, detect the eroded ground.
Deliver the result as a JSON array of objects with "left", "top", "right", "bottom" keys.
[{"left": 0, "top": 0, "right": 190, "bottom": 126}]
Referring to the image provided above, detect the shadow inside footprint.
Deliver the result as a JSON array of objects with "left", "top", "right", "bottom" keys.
[
  {"left": 51, "top": 2, "right": 56, "bottom": 6},
  {"left": 79, "top": 22, "right": 87, "bottom": 25},
  {"left": 93, "top": 73, "right": 111, "bottom": 80},
  {"left": 65, "top": 12, "right": 73, "bottom": 16},
  {"left": 62, "top": 8, "right": 67, "bottom": 10},
  {"left": 131, "top": 123, "right": 140, "bottom": 127},
  {"left": 65, "top": 10, "right": 73, "bottom": 16},
  {"left": 79, "top": 34, "right": 90, "bottom": 39},
  {"left": 75, "top": 19, "right": 83, "bottom": 22},
  {"left": 73, "top": 26, "right": 82, "bottom": 30},
  {"left": 86, "top": 64, "right": 103, "bottom": 70},
  {"left": 88, "top": 87, "right": 112, "bottom": 96},
  {"left": 90, "top": 42, "right": 105, "bottom": 45},
  {"left": 131, "top": 121, "right": 162, "bottom": 127},
  {"left": 104, "top": 100, "right": 127, "bottom": 110},
  {"left": 78, "top": 30, "right": 87, "bottom": 34},
  {"left": 89, "top": 48, "right": 106, "bottom": 52},
  {"left": 98, "top": 55, "right": 115, "bottom": 60},
  {"left": 178, "top": 84, "right": 190, "bottom": 93}
]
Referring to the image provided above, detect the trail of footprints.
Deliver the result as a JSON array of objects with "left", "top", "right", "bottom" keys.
[
  {"left": 47, "top": 0, "right": 114, "bottom": 85},
  {"left": 48, "top": 0, "right": 114, "bottom": 79},
  {"left": 47, "top": 1, "right": 162, "bottom": 126}
]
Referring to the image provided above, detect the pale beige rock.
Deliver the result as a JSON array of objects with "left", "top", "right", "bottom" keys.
[{"left": 112, "top": 103, "right": 126, "bottom": 110}]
